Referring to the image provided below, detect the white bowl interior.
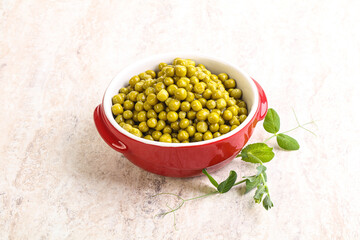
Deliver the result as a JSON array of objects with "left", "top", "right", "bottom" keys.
[{"left": 103, "top": 53, "right": 259, "bottom": 147}]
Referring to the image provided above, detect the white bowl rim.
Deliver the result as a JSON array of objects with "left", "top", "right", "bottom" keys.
[{"left": 103, "top": 53, "right": 259, "bottom": 147}]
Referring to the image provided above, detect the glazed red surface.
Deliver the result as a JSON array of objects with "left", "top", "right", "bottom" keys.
[{"left": 94, "top": 79, "right": 267, "bottom": 177}]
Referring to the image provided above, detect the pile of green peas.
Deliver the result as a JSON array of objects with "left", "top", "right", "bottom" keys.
[{"left": 111, "top": 58, "right": 248, "bottom": 143}]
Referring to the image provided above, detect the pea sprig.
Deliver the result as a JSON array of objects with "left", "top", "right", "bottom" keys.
[{"left": 152, "top": 108, "right": 315, "bottom": 228}]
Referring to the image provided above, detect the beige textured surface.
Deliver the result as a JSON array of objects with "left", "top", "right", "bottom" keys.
[{"left": 1, "top": 0, "right": 360, "bottom": 239}]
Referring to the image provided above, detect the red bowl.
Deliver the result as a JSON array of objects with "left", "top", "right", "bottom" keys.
[{"left": 94, "top": 54, "right": 268, "bottom": 177}]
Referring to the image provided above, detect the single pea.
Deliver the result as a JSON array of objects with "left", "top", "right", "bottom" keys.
[
  {"left": 156, "top": 89, "right": 169, "bottom": 102},
  {"left": 196, "top": 71, "right": 206, "bottom": 80},
  {"left": 178, "top": 130, "right": 189, "bottom": 141},
  {"left": 119, "top": 87, "right": 129, "bottom": 94},
  {"left": 122, "top": 123, "right": 132, "bottom": 132},
  {"left": 163, "top": 125, "right": 172, "bottom": 134},
  {"left": 231, "top": 125, "right": 238, "bottom": 131},
  {"left": 155, "top": 120, "right": 166, "bottom": 131},
  {"left": 144, "top": 135, "right": 154, "bottom": 141},
  {"left": 154, "top": 103, "right": 165, "bottom": 113},
  {"left": 170, "top": 121, "right": 180, "bottom": 131},
  {"left": 167, "top": 111, "right": 179, "bottom": 122},
  {"left": 112, "top": 94, "right": 125, "bottom": 104},
  {"left": 164, "top": 77, "right": 174, "bottom": 86},
  {"left": 185, "top": 92, "right": 195, "bottom": 102},
  {"left": 123, "top": 100, "right": 134, "bottom": 110},
  {"left": 135, "top": 102, "right": 144, "bottom": 111},
  {"left": 238, "top": 107, "right": 248, "bottom": 115},
  {"left": 227, "top": 98, "right": 236, "bottom": 107},
  {"left": 147, "top": 118, "right": 157, "bottom": 128},
  {"left": 167, "top": 84, "right": 178, "bottom": 95},
  {"left": 229, "top": 116, "right": 240, "bottom": 126},
  {"left": 224, "top": 79, "right": 236, "bottom": 89},
  {"left": 137, "top": 111, "right": 147, "bottom": 122},
  {"left": 203, "top": 69, "right": 211, "bottom": 76},
  {"left": 147, "top": 93, "right": 158, "bottom": 105},
  {"left": 159, "top": 133, "right": 172, "bottom": 143},
  {"left": 194, "top": 83, "right": 205, "bottom": 94},
  {"left": 123, "top": 110, "right": 133, "bottom": 120},
  {"left": 213, "top": 132, "right": 221, "bottom": 138},
  {"left": 208, "top": 112, "right": 220, "bottom": 124},
  {"left": 111, "top": 103, "right": 124, "bottom": 115},
  {"left": 115, "top": 114, "right": 124, "bottom": 124},
  {"left": 206, "top": 100, "right": 216, "bottom": 109},
  {"left": 187, "top": 66, "right": 196, "bottom": 77},
  {"left": 130, "top": 128, "right": 143, "bottom": 138},
  {"left": 180, "top": 101, "right": 191, "bottom": 112},
  {"left": 174, "top": 58, "right": 187, "bottom": 66},
  {"left": 179, "top": 118, "right": 190, "bottom": 129},
  {"left": 186, "top": 126, "right": 196, "bottom": 137},
  {"left": 210, "top": 74, "right": 218, "bottom": 81},
  {"left": 136, "top": 92, "right": 146, "bottom": 102},
  {"left": 190, "top": 76, "right": 199, "bottom": 85},
  {"left": 134, "top": 81, "right": 144, "bottom": 92},
  {"left": 209, "top": 123, "right": 220, "bottom": 132},
  {"left": 139, "top": 72, "right": 151, "bottom": 80},
  {"left": 138, "top": 122, "right": 149, "bottom": 132},
  {"left": 198, "top": 98, "right": 207, "bottom": 107},
  {"left": 145, "top": 70, "right": 156, "bottom": 78},
  {"left": 212, "top": 90, "right": 223, "bottom": 99},
  {"left": 193, "top": 132, "right": 203, "bottom": 142},
  {"left": 187, "top": 110, "right": 196, "bottom": 120},
  {"left": 171, "top": 132, "right": 178, "bottom": 138},
  {"left": 222, "top": 110, "right": 233, "bottom": 121},
  {"left": 174, "top": 88, "right": 187, "bottom": 100},
  {"left": 227, "top": 106, "right": 238, "bottom": 116},
  {"left": 143, "top": 101, "right": 152, "bottom": 111},
  {"left": 179, "top": 111, "right": 187, "bottom": 119},
  {"left": 175, "top": 65, "right": 187, "bottom": 77},
  {"left": 196, "top": 121, "right": 208, "bottom": 133},
  {"left": 203, "top": 89, "right": 212, "bottom": 99},
  {"left": 147, "top": 109, "right": 157, "bottom": 119},
  {"left": 196, "top": 109, "right": 210, "bottom": 121},
  {"left": 218, "top": 73, "right": 229, "bottom": 82},
  {"left": 230, "top": 89, "right": 242, "bottom": 99},
  {"left": 170, "top": 138, "right": 179, "bottom": 143},
  {"left": 191, "top": 100, "right": 202, "bottom": 111},
  {"left": 158, "top": 63, "right": 168, "bottom": 71},
  {"left": 219, "top": 125, "right": 230, "bottom": 134},
  {"left": 158, "top": 111, "right": 167, "bottom": 120},
  {"left": 155, "top": 82, "right": 165, "bottom": 93},
  {"left": 168, "top": 99, "right": 180, "bottom": 111},
  {"left": 125, "top": 120, "right": 134, "bottom": 126},
  {"left": 132, "top": 111, "right": 139, "bottom": 122},
  {"left": 129, "top": 75, "right": 140, "bottom": 87},
  {"left": 152, "top": 131, "right": 162, "bottom": 141},
  {"left": 186, "top": 83, "right": 193, "bottom": 92},
  {"left": 239, "top": 114, "right": 247, "bottom": 123},
  {"left": 164, "top": 67, "right": 175, "bottom": 77},
  {"left": 203, "top": 131, "right": 213, "bottom": 140},
  {"left": 216, "top": 98, "right": 227, "bottom": 109},
  {"left": 177, "top": 78, "right": 188, "bottom": 88},
  {"left": 237, "top": 101, "right": 247, "bottom": 108}
]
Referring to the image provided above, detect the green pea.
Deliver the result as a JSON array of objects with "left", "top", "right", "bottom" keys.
[
  {"left": 164, "top": 77, "right": 174, "bottom": 86},
  {"left": 229, "top": 116, "right": 240, "bottom": 126},
  {"left": 180, "top": 101, "right": 191, "bottom": 112},
  {"left": 185, "top": 92, "right": 195, "bottom": 102},
  {"left": 224, "top": 79, "right": 236, "bottom": 89},
  {"left": 137, "top": 111, "right": 147, "bottom": 122},
  {"left": 119, "top": 87, "right": 129, "bottom": 94},
  {"left": 196, "top": 121, "right": 208, "bottom": 133},
  {"left": 155, "top": 120, "right": 166, "bottom": 131},
  {"left": 136, "top": 92, "right": 146, "bottom": 102},
  {"left": 152, "top": 131, "right": 162, "bottom": 141},
  {"left": 208, "top": 112, "right": 220, "bottom": 124},
  {"left": 219, "top": 125, "right": 230, "bottom": 134},
  {"left": 144, "top": 135, "right": 154, "bottom": 141},
  {"left": 194, "top": 83, "right": 205, "bottom": 94},
  {"left": 129, "top": 75, "right": 140, "bottom": 87},
  {"left": 186, "top": 126, "right": 196, "bottom": 137},
  {"left": 130, "top": 128, "right": 143, "bottom": 137},
  {"left": 177, "top": 78, "right": 188, "bottom": 88},
  {"left": 139, "top": 122, "right": 149, "bottom": 132},
  {"left": 175, "top": 65, "right": 187, "bottom": 77},
  {"left": 206, "top": 100, "right": 216, "bottom": 109},
  {"left": 203, "top": 89, "right": 212, "bottom": 99},
  {"left": 203, "top": 131, "right": 213, "bottom": 140},
  {"left": 154, "top": 103, "right": 165, "bottom": 113},
  {"left": 123, "top": 100, "right": 134, "bottom": 110},
  {"left": 213, "top": 132, "right": 221, "bottom": 138},
  {"left": 163, "top": 125, "right": 172, "bottom": 134},
  {"left": 179, "top": 118, "right": 190, "bottom": 129},
  {"left": 156, "top": 89, "right": 169, "bottom": 102},
  {"left": 147, "top": 109, "right": 157, "bottom": 119},
  {"left": 238, "top": 107, "right": 248, "bottom": 115},
  {"left": 170, "top": 121, "right": 180, "bottom": 131},
  {"left": 237, "top": 101, "right": 247, "bottom": 108},
  {"left": 239, "top": 114, "right": 247, "bottom": 123},
  {"left": 198, "top": 98, "right": 207, "bottom": 107},
  {"left": 193, "top": 132, "right": 203, "bottom": 142},
  {"left": 164, "top": 67, "right": 175, "bottom": 77},
  {"left": 159, "top": 133, "right": 172, "bottom": 143},
  {"left": 155, "top": 82, "right": 165, "bottom": 93},
  {"left": 177, "top": 130, "right": 189, "bottom": 141},
  {"left": 216, "top": 98, "right": 227, "bottom": 109},
  {"left": 222, "top": 110, "right": 233, "bottom": 121},
  {"left": 115, "top": 114, "right": 124, "bottom": 124},
  {"left": 167, "top": 111, "right": 179, "bottom": 122},
  {"left": 227, "top": 106, "right": 238, "bottom": 116},
  {"left": 230, "top": 89, "right": 242, "bottom": 99},
  {"left": 212, "top": 90, "right": 223, "bottom": 100},
  {"left": 145, "top": 70, "right": 156, "bottom": 78},
  {"left": 174, "top": 88, "right": 187, "bottom": 100},
  {"left": 187, "top": 110, "right": 196, "bottom": 120},
  {"left": 187, "top": 66, "right": 196, "bottom": 77},
  {"left": 158, "top": 111, "right": 167, "bottom": 120},
  {"left": 158, "top": 63, "right": 168, "bottom": 71},
  {"left": 111, "top": 103, "right": 124, "bottom": 115},
  {"left": 135, "top": 102, "right": 144, "bottom": 112},
  {"left": 231, "top": 125, "right": 238, "bottom": 131},
  {"left": 123, "top": 110, "right": 133, "bottom": 120},
  {"left": 218, "top": 73, "right": 228, "bottom": 82},
  {"left": 147, "top": 118, "right": 157, "bottom": 128},
  {"left": 172, "top": 138, "right": 180, "bottom": 143},
  {"left": 196, "top": 109, "right": 210, "bottom": 121},
  {"left": 191, "top": 100, "right": 202, "bottom": 111},
  {"left": 112, "top": 94, "right": 125, "bottom": 104},
  {"left": 167, "top": 84, "right": 178, "bottom": 95},
  {"left": 178, "top": 111, "right": 187, "bottom": 119},
  {"left": 146, "top": 93, "right": 158, "bottom": 105},
  {"left": 144, "top": 87, "right": 156, "bottom": 96},
  {"left": 134, "top": 81, "right": 144, "bottom": 92},
  {"left": 209, "top": 123, "right": 219, "bottom": 132},
  {"left": 168, "top": 99, "right": 180, "bottom": 111},
  {"left": 190, "top": 76, "right": 199, "bottom": 85},
  {"left": 143, "top": 101, "right": 152, "bottom": 111}
]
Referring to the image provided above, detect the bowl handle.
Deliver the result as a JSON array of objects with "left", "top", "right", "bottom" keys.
[
  {"left": 252, "top": 79, "right": 268, "bottom": 121},
  {"left": 94, "top": 104, "right": 127, "bottom": 153}
]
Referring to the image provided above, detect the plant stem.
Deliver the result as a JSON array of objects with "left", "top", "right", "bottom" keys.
[
  {"left": 234, "top": 179, "right": 247, "bottom": 186},
  {"left": 263, "top": 134, "right": 276, "bottom": 143},
  {"left": 184, "top": 191, "right": 218, "bottom": 202}
]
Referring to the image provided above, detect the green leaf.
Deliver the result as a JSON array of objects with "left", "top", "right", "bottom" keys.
[
  {"left": 202, "top": 169, "right": 219, "bottom": 188},
  {"left": 240, "top": 143, "right": 275, "bottom": 163},
  {"left": 276, "top": 133, "right": 300, "bottom": 150},
  {"left": 254, "top": 185, "right": 266, "bottom": 203},
  {"left": 245, "top": 177, "right": 261, "bottom": 193},
  {"left": 263, "top": 195, "right": 274, "bottom": 210},
  {"left": 256, "top": 165, "right": 267, "bottom": 176},
  {"left": 263, "top": 108, "right": 280, "bottom": 133},
  {"left": 217, "top": 171, "right": 237, "bottom": 193}
]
